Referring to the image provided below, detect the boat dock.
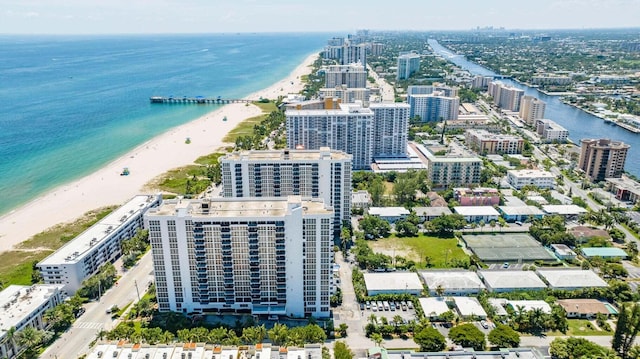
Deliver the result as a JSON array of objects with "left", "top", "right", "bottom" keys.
[{"left": 150, "top": 96, "right": 254, "bottom": 104}]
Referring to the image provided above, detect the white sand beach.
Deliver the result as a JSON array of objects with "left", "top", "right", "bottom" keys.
[{"left": 0, "top": 52, "right": 319, "bottom": 253}]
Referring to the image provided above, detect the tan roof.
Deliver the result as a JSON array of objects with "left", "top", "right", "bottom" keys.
[{"left": 557, "top": 299, "right": 610, "bottom": 315}]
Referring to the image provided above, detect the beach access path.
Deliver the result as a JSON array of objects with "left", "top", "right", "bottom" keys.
[{"left": 0, "top": 53, "right": 319, "bottom": 253}]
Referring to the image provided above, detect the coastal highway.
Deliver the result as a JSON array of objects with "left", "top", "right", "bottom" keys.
[{"left": 42, "top": 253, "right": 154, "bottom": 359}]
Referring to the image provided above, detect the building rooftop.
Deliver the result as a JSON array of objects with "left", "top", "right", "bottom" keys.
[
  {"left": 39, "top": 194, "right": 160, "bottom": 266},
  {"left": 411, "top": 142, "right": 482, "bottom": 163},
  {"left": 479, "top": 270, "right": 548, "bottom": 290},
  {"left": 453, "top": 206, "right": 500, "bottom": 216},
  {"left": 0, "top": 284, "right": 62, "bottom": 335},
  {"left": 452, "top": 296, "right": 487, "bottom": 318},
  {"left": 363, "top": 272, "right": 424, "bottom": 292},
  {"left": 418, "top": 297, "right": 450, "bottom": 317},
  {"left": 507, "top": 300, "right": 552, "bottom": 314},
  {"left": 542, "top": 205, "right": 588, "bottom": 215},
  {"left": 368, "top": 207, "right": 410, "bottom": 217},
  {"left": 581, "top": 247, "right": 628, "bottom": 258},
  {"left": 606, "top": 177, "right": 640, "bottom": 196},
  {"left": 466, "top": 129, "right": 523, "bottom": 141},
  {"left": 413, "top": 207, "right": 452, "bottom": 217},
  {"left": 87, "top": 343, "right": 321, "bottom": 359},
  {"left": 507, "top": 169, "right": 556, "bottom": 179},
  {"left": 148, "top": 196, "right": 332, "bottom": 218},
  {"left": 419, "top": 271, "right": 485, "bottom": 292},
  {"left": 557, "top": 299, "right": 617, "bottom": 316},
  {"left": 550, "top": 244, "right": 577, "bottom": 256},
  {"left": 221, "top": 147, "right": 351, "bottom": 162},
  {"left": 537, "top": 269, "right": 608, "bottom": 288},
  {"left": 488, "top": 298, "right": 509, "bottom": 316},
  {"left": 285, "top": 102, "right": 374, "bottom": 116},
  {"left": 498, "top": 206, "right": 545, "bottom": 216}
]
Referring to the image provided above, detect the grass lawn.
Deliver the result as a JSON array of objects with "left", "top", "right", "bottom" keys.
[
  {"left": 548, "top": 319, "right": 612, "bottom": 336},
  {"left": 252, "top": 100, "right": 277, "bottom": 113},
  {"left": 383, "top": 181, "right": 394, "bottom": 195},
  {"left": 368, "top": 234, "right": 468, "bottom": 268}
]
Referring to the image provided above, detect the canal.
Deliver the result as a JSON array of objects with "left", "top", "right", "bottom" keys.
[{"left": 428, "top": 39, "right": 640, "bottom": 177}]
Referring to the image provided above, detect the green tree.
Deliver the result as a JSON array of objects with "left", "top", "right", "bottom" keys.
[
  {"left": 16, "top": 326, "right": 44, "bottom": 355},
  {"left": 370, "top": 332, "right": 384, "bottom": 347},
  {"left": 337, "top": 323, "right": 349, "bottom": 338},
  {"left": 242, "top": 325, "right": 267, "bottom": 344},
  {"left": 488, "top": 324, "right": 520, "bottom": 348},
  {"left": 613, "top": 303, "right": 640, "bottom": 359},
  {"left": 448, "top": 323, "right": 485, "bottom": 351},
  {"left": 550, "top": 337, "right": 619, "bottom": 359},
  {"left": 359, "top": 215, "right": 391, "bottom": 239},
  {"left": 334, "top": 341, "right": 354, "bottom": 359},
  {"left": 414, "top": 326, "right": 446, "bottom": 352},
  {"left": 268, "top": 323, "right": 289, "bottom": 346}
]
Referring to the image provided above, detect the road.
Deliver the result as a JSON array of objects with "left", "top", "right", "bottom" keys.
[
  {"left": 367, "top": 65, "right": 395, "bottom": 102},
  {"left": 41, "top": 253, "right": 154, "bottom": 359}
]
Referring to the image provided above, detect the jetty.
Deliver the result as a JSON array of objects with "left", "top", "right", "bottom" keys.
[{"left": 150, "top": 96, "right": 254, "bottom": 104}]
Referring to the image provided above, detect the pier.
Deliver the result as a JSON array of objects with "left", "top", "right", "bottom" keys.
[{"left": 150, "top": 96, "right": 255, "bottom": 104}]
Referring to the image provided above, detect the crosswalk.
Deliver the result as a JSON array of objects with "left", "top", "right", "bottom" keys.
[{"left": 74, "top": 321, "right": 103, "bottom": 330}]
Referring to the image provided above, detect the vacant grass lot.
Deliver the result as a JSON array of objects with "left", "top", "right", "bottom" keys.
[
  {"left": 368, "top": 234, "right": 468, "bottom": 268},
  {"left": 547, "top": 319, "right": 613, "bottom": 336}
]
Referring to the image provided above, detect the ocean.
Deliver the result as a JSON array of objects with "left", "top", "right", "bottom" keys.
[{"left": 0, "top": 33, "right": 329, "bottom": 216}]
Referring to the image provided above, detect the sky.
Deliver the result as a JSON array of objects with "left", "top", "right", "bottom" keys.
[{"left": 0, "top": 0, "right": 639, "bottom": 34}]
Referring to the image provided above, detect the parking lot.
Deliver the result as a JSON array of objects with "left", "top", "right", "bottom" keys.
[{"left": 360, "top": 300, "right": 418, "bottom": 323}]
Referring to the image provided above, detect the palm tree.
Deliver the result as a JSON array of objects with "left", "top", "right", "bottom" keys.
[
  {"left": 208, "top": 327, "right": 228, "bottom": 344},
  {"left": 267, "top": 323, "right": 288, "bottom": 346},
  {"left": 15, "top": 326, "right": 43, "bottom": 355},
  {"left": 393, "top": 315, "right": 404, "bottom": 328},
  {"left": 368, "top": 314, "right": 378, "bottom": 325},
  {"left": 161, "top": 330, "right": 175, "bottom": 344},
  {"left": 435, "top": 285, "right": 446, "bottom": 297},
  {"left": 370, "top": 332, "right": 384, "bottom": 347}
]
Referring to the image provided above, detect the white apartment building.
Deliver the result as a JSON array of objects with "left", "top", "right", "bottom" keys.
[
  {"left": 324, "top": 64, "right": 367, "bottom": 89},
  {"left": 286, "top": 103, "right": 373, "bottom": 170},
  {"left": 465, "top": 129, "right": 524, "bottom": 155},
  {"left": 519, "top": 96, "right": 546, "bottom": 124},
  {"left": 145, "top": 196, "right": 333, "bottom": 318},
  {"left": 396, "top": 52, "right": 421, "bottom": 80},
  {"left": 471, "top": 75, "right": 494, "bottom": 89},
  {"left": 220, "top": 148, "right": 352, "bottom": 233},
  {"left": 411, "top": 143, "right": 482, "bottom": 188},
  {"left": 407, "top": 93, "right": 459, "bottom": 122},
  {"left": 488, "top": 81, "right": 524, "bottom": 112},
  {"left": 370, "top": 103, "right": 410, "bottom": 158},
  {"left": 318, "top": 86, "right": 370, "bottom": 106},
  {"left": 407, "top": 85, "right": 458, "bottom": 98},
  {"left": 507, "top": 169, "right": 556, "bottom": 189},
  {"left": 0, "top": 285, "right": 64, "bottom": 359},
  {"left": 37, "top": 194, "right": 161, "bottom": 295},
  {"left": 535, "top": 119, "right": 569, "bottom": 142},
  {"left": 342, "top": 43, "right": 366, "bottom": 67}
]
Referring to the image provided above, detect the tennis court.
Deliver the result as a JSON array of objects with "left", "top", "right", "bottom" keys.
[{"left": 462, "top": 233, "right": 557, "bottom": 262}]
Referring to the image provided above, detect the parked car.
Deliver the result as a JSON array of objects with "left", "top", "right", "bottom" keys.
[
  {"left": 481, "top": 320, "right": 489, "bottom": 329},
  {"left": 360, "top": 303, "right": 365, "bottom": 310}
]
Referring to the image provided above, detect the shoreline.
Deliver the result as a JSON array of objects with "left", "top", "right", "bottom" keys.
[{"left": 0, "top": 51, "right": 319, "bottom": 253}]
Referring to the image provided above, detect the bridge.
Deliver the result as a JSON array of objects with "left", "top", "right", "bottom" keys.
[{"left": 150, "top": 96, "right": 255, "bottom": 104}]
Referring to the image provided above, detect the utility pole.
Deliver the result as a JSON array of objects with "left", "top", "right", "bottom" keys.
[{"left": 134, "top": 280, "right": 141, "bottom": 301}]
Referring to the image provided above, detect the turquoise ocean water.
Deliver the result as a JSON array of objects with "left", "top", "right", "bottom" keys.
[{"left": 0, "top": 33, "right": 329, "bottom": 215}]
